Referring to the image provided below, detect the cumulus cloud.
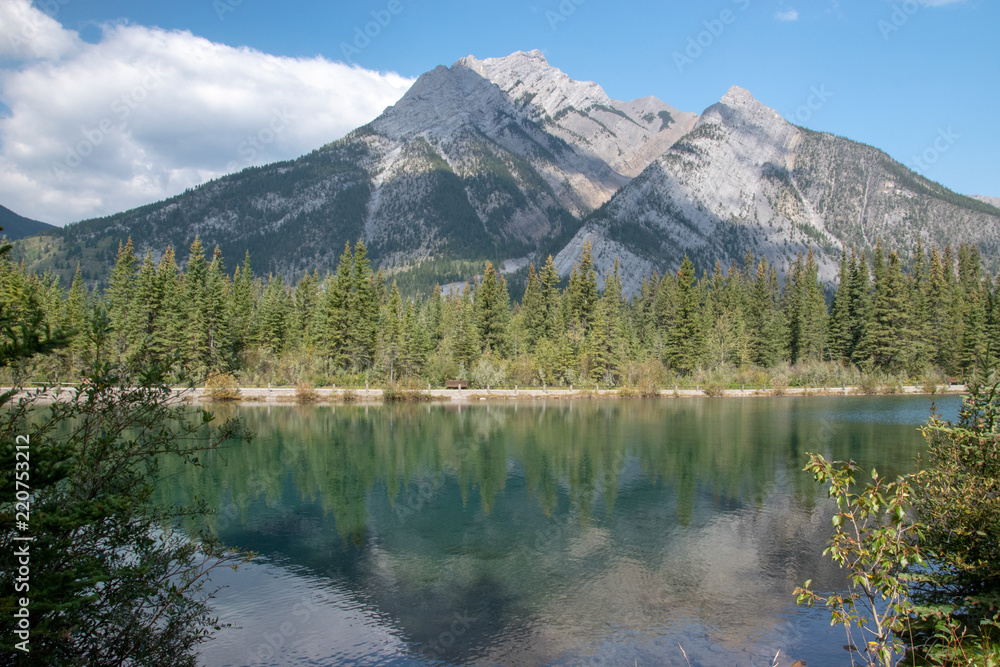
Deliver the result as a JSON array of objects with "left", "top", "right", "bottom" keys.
[
  {"left": 0, "top": 0, "right": 414, "bottom": 225},
  {"left": 774, "top": 9, "right": 799, "bottom": 21}
]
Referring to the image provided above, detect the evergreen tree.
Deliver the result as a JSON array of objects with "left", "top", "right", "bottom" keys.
[
  {"left": 156, "top": 246, "right": 185, "bottom": 373},
  {"left": 204, "top": 247, "right": 232, "bottom": 371},
  {"left": 847, "top": 250, "right": 872, "bottom": 368},
  {"left": 856, "top": 250, "right": 909, "bottom": 373},
  {"left": 907, "top": 240, "right": 931, "bottom": 372},
  {"left": 785, "top": 249, "right": 826, "bottom": 364},
  {"left": 65, "top": 266, "right": 91, "bottom": 372},
  {"left": 567, "top": 241, "right": 598, "bottom": 332},
  {"left": 348, "top": 240, "right": 378, "bottom": 370},
  {"left": 747, "top": 257, "right": 782, "bottom": 367},
  {"left": 926, "top": 247, "right": 952, "bottom": 372},
  {"left": 521, "top": 263, "right": 545, "bottom": 349},
  {"left": 400, "top": 298, "right": 428, "bottom": 379},
  {"left": 538, "top": 254, "right": 560, "bottom": 341},
  {"left": 452, "top": 284, "right": 480, "bottom": 372},
  {"left": 828, "top": 249, "right": 852, "bottom": 364},
  {"left": 474, "top": 261, "right": 511, "bottom": 355},
  {"left": 229, "top": 252, "right": 256, "bottom": 358},
  {"left": 665, "top": 256, "right": 704, "bottom": 374},
  {"left": 293, "top": 270, "right": 321, "bottom": 352},
  {"left": 381, "top": 280, "right": 404, "bottom": 382},
  {"left": 129, "top": 250, "right": 160, "bottom": 367},
  {"left": 182, "top": 238, "right": 210, "bottom": 376},
  {"left": 319, "top": 243, "right": 353, "bottom": 372},
  {"left": 258, "top": 274, "right": 291, "bottom": 354},
  {"left": 106, "top": 238, "right": 138, "bottom": 363},
  {"left": 587, "top": 261, "right": 627, "bottom": 383}
]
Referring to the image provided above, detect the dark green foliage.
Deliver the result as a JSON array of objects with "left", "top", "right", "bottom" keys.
[
  {"left": 8, "top": 231, "right": 1000, "bottom": 389},
  {"left": 912, "top": 378, "right": 1000, "bottom": 631},
  {"left": 665, "top": 256, "right": 704, "bottom": 374},
  {"left": 0, "top": 363, "right": 251, "bottom": 665}
]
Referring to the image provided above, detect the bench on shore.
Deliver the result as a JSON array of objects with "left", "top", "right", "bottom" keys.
[{"left": 444, "top": 380, "right": 469, "bottom": 389}]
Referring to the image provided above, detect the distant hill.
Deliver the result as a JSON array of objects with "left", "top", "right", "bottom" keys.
[{"left": 0, "top": 205, "right": 55, "bottom": 241}]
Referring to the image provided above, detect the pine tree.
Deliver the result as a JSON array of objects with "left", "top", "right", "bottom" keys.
[
  {"left": 567, "top": 241, "right": 598, "bottom": 332},
  {"left": 65, "top": 266, "right": 91, "bottom": 373},
  {"left": 204, "top": 247, "right": 232, "bottom": 371},
  {"left": 107, "top": 238, "right": 138, "bottom": 363},
  {"left": 538, "top": 254, "right": 560, "bottom": 341},
  {"left": 381, "top": 280, "right": 403, "bottom": 382},
  {"left": 453, "top": 284, "right": 480, "bottom": 372},
  {"left": 400, "top": 298, "right": 428, "bottom": 379},
  {"left": 155, "top": 246, "right": 185, "bottom": 373},
  {"left": 520, "top": 263, "right": 545, "bottom": 349},
  {"left": 747, "top": 257, "right": 782, "bottom": 367},
  {"left": 474, "top": 261, "right": 511, "bottom": 355},
  {"left": 258, "top": 274, "right": 290, "bottom": 354},
  {"left": 292, "top": 270, "right": 320, "bottom": 352},
  {"left": 348, "top": 240, "right": 378, "bottom": 370},
  {"left": 907, "top": 240, "right": 931, "bottom": 373},
  {"left": 827, "top": 249, "right": 852, "bottom": 364},
  {"left": 957, "top": 244, "right": 986, "bottom": 375},
  {"left": 181, "top": 238, "right": 210, "bottom": 376},
  {"left": 587, "top": 261, "right": 627, "bottom": 383},
  {"left": 230, "top": 252, "right": 256, "bottom": 358},
  {"left": 847, "top": 250, "right": 872, "bottom": 368},
  {"left": 856, "top": 250, "right": 909, "bottom": 373},
  {"left": 318, "top": 243, "right": 353, "bottom": 372},
  {"left": 130, "top": 250, "right": 160, "bottom": 367},
  {"left": 665, "top": 256, "right": 704, "bottom": 374}
]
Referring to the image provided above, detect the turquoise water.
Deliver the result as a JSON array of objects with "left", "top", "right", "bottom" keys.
[{"left": 158, "top": 395, "right": 962, "bottom": 666}]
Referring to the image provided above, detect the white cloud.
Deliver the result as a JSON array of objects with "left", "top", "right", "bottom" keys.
[
  {"left": 0, "top": 0, "right": 80, "bottom": 60},
  {"left": 0, "top": 0, "right": 414, "bottom": 225},
  {"left": 774, "top": 9, "right": 799, "bottom": 21}
]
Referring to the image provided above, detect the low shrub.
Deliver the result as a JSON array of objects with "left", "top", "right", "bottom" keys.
[
  {"left": 205, "top": 372, "right": 240, "bottom": 401},
  {"left": 295, "top": 382, "right": 318, "bottom": 402},
  {"left": 382, "top": 383, "right": 431, "bottom": 402}
]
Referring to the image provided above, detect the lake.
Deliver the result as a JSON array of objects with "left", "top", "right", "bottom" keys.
[{"left": 156, "top": 394, "right": 963, "bottom": 667}]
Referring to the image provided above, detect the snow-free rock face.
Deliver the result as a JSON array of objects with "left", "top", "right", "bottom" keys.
[
  {"left": 559, "top": 86, "right": 1000, "bottom": 295},
  {"left": 469, "top": 50, "right": 697, "bottom": 181},
  {"left": 44, "top": 50, "right": 700, "bottom": 282}
]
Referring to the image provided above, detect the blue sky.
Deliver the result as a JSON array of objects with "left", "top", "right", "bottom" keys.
[{"left": 0, "top": 0, "right": 996, "bottom": 225}]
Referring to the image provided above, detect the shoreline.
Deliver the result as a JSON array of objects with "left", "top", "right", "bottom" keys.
[{"left": 5, "top": 384, "right": 969, "bottom": 405}]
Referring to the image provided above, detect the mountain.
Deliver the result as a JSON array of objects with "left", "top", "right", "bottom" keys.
[
  {"left": 16, "top": 50, "right": 694, "bottom": 287},
  {"left": 0, "top": 205, "right": 54, "bottom": 241},
  {"left": 12, "top": 52, "right": 1000, "bottom": 294},
  {"left": 559, "top": 86, "right": 1000, "bottom": 293}
]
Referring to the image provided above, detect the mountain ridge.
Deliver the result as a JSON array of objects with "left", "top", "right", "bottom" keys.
[{"left": 10, "top": 51, "right": 999, "bottom": 294}]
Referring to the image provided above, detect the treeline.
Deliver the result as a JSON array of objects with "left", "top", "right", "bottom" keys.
[{"left": 2, "top": 236, "right": 998, "bottom": 388}]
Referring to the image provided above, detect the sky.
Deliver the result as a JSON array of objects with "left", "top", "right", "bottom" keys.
[{"left": 0, "top": 0, "right": 996, "bottom": 226}]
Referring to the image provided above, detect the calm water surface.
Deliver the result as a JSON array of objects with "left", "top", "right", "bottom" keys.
[{"left": 157, "top": 395, "right": 962, "bottom": 667}]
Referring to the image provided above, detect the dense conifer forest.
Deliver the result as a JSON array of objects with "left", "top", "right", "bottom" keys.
[{"left": 2, "top": 236, "right": 997, "bottom": 390}]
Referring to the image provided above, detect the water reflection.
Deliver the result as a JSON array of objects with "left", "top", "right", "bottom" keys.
[{"left": 153, "top": 395, "right": 960, "bottom": 666}]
